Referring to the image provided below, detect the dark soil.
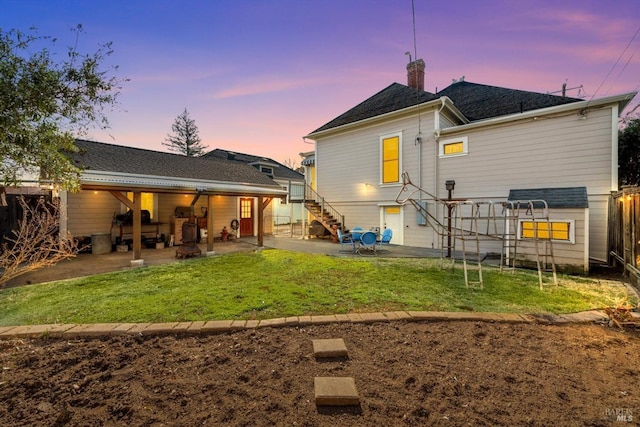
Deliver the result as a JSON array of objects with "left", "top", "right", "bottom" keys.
[{"left": 1, "top": 321, "right": 639, "bottom": 426}]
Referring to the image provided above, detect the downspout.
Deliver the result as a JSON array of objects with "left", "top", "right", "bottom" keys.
[
  {"left": 434, "top": 97, "right": 446, "bottom": 199},
  {"left": 433, "top": 98, "right": 446, "bottom": 248}
]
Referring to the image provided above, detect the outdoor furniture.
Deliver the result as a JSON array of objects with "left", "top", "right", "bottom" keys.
[
  {"left": 351, "top": 227, "right": 364, "bottom": 242},
  {"left": 357, "top": 231, "right": 378, "bottom": 255},
  {"left": 337, "top": 229, "right": 356, "bottom": 252},
  {"left": 378, "top": 228, "right": 393, "bottom": 245}
]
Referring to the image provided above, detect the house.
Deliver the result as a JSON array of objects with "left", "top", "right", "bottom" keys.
[
  {"left": 303, "top": 59, "right": 637, "bottom": 273},
  {"left": 202, "top": 149, "right": 305, "bottom": 226},
  {"left": 56, "top": 139, "right": 286, "bottom": 264}
]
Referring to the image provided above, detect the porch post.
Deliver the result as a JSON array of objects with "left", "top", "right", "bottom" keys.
[
  {"left": 207, "top": 195, "right": 214, "bottom": 253},
  {"left": 258, "top": 197, "right": 273, "bottom": 247},
  {"left": 257, "top": 196, "right": 264, "bottom": 247},
  {"left": 132, "top": 191, "right": 142, "bottom": 261}
]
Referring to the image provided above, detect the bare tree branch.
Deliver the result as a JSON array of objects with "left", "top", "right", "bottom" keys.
[{"left": 0, "top": 196, "right": 79, "bottom": 287}]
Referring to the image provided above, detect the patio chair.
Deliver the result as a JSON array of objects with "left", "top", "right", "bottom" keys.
[
  {"left": 351, "top": 226, "right": 363, "bottom": 242},
  {"left": 357, "top": 231, "right": 378, "bottom": 254},
  {"left": 378, "top": 228, "right": 393, "bottom": 245},
  {"left": 337, "top": 229, "right": 356, "bottom": 252}
]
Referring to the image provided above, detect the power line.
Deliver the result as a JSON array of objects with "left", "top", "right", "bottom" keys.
[{"left": 589, "top": 24, "right": 640, "bottom": 104}]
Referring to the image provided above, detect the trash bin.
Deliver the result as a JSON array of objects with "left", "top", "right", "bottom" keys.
[{"left": 91, "top": 233, "right": 112, "bottom": 255}]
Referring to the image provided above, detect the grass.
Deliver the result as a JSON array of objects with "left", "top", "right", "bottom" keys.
[{"left": 0, "top": 249, "right": 635, "bottom": 326}]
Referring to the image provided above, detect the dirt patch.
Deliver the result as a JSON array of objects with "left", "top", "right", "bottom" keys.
[{"left": 1, "top": 321, "right": 639, "bottom": 426}]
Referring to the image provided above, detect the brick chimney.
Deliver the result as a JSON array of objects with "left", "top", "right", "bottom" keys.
[{"left": 406, "top": 59, "right": 425, "bottom": 91}]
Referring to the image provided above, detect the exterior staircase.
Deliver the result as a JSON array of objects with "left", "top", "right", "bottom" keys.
[{"left": 303, "top": 184, "right": 344, "bottom": 234}]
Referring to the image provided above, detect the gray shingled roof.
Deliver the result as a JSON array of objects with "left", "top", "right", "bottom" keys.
[
  {"left": 311, "top": 83, "right": 439, "bottom": 134},
  {"left": 437, "top": 81, "right": 582, "bottom": 121},
  {"left": 309, "top": 80, "right": 581, "bottom": 134},
  {"left": 71, "top": 139, "right": 280, "bottom": 187},
  {"left": 508, "top": 187, "right": 588, "bottom": 209},
  {"left": 202, "top": 149, "right": 304, "bottom": 181}
]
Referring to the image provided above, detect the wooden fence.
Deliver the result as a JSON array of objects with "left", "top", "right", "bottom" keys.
[{"left": 608, "top": 185, "right": 640, "bottom": 286}]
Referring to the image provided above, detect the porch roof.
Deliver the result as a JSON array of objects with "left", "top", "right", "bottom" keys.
[{"left": 71, "top": 140, "right": 286, "bottom": 196}]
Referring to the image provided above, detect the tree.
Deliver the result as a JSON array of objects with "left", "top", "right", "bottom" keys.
[
  {"left": 619, "top": 117, "right": 640, "bottom": 186},
  {"left": 0, "top": 26, "right": 124, "bottom": 191},
  {"left": 162, "top": 108, "right": 207, "bottom": 156},
  {"left": 0, "top": 197, "right": 79, "bottom": 287}
]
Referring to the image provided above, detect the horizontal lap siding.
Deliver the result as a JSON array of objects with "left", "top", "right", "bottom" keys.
[
  {"left": 510, "top": 208, "right": 587, "bottom": 272},
  {"left": 67, "top": 192, "right": 262, "bottom": 242},
  {"left": 315, "top": 104, "right": 614, "bottom": 264},
  {"left": 587, "top": 196, "right": 608, "bottom": 261},
  {"left": 436, "top": 109, "right": 613, "bottom": 196},
  {"left": 316, "top": 114, "right": 435, "bottom": 244},
  {"left": 67, "top": 191, "right": 121, "bottom": 237},
  {"left": 435, "top": 108, "right": 613, "bottom": 260}
]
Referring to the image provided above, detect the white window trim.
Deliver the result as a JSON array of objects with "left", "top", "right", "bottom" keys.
[
  {"left": 439, "top": 136, "right": 468, "bottom": 158},
  {"left": 517, "top": 219, "right": 575, "bottom": 244},
  {"left": 379, "top": 131, "right": 402, "bottom": 186}
]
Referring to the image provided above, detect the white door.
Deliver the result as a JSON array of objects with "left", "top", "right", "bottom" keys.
[{"left": 381, "top": 205, "right": 402, "bottom": 245}]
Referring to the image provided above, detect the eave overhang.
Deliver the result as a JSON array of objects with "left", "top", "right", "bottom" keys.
[
  {"left": 439, "top": 92, "right": 637, "bottom": 135},
  {"left": 304, "top": 97, "right": 463, "bottom": 141},
  {"left": 79, "top": 170, "right": 287, "bottom": 197}
]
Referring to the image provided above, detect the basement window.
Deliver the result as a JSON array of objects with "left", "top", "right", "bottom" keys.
[
  {"left": 518, "top": 220, "right": 574, "bottom": 243},
  {"left": 439, "top": 136, "right": 468, "bottom": 158}
]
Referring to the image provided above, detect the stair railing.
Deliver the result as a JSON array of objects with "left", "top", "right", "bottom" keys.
[{"left": 304, "top": 184, "right": 345, "bottom": 232}]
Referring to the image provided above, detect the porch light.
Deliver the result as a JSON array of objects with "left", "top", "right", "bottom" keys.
[{"left": 445, "top": 180, "right": 455, "bottom": 191}]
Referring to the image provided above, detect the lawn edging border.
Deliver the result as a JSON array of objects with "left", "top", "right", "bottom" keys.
[{"left": 0, "top": 310, "right": 612, "bottom": 340}]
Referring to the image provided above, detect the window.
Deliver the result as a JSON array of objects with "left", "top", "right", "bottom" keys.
[
  {"left": 241, "top": 199, "right": 252, "bottom": 219},
  {"left": 126, "top": 192, "right": 156, "bottom": 219},
  {"left": 518, "top": 220, "right": 574, "bottom": 243},
  {"left": 380, "top": 132, "right": 401, "bottom": 184},
  {"left": 439, "top": 136, "right": 468, "bottom": 158},
  {"left": 260, "top": 166, "right": 274, "bottom": 177}
]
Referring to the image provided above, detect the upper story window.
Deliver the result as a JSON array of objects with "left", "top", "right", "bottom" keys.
[
  {"left": 380, "top": 132, "right": 402, "bottom": 184},
  {"left": 439, "top": 136, "right": 468, "bottom": 158}
]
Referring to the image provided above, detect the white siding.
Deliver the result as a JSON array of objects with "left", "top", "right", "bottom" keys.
[
  {"left": 314, "top": 102, "right": 615, "bottom": 264},
  {"left": 432, "top": 107, "right": 613, "bottom": 261},
  {"left": 435, "top": 108, "right": 614, "bottom": 197},
  {"left": 507, "top": 208, "right": 588, "bottom": 274},
  {"left": 316, "top": 112, "right": 436, "bottom": 245}
]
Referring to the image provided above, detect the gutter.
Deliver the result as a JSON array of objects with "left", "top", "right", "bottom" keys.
[
  {"left": 80, "top": 170, "right": 288, "bottom": 196},
  {"left": 438, "top": 92, "right": 637, "bottom": 136}
]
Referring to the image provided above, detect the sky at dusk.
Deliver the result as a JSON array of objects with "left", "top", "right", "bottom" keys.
[{"left": 2, "top": 0, "right": 639, "bottom": 165}]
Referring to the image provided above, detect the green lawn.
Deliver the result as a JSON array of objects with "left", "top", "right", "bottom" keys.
[{"left": 0, "top": 249, "right": 634, "bottom": 326}]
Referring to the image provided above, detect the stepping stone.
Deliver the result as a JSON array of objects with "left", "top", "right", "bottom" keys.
[
  {"left": 314, "top": 377, "right": 360, "bottom": 406},
  {"left": 312, "top": 338, "right": 348, "bottom": 358}
]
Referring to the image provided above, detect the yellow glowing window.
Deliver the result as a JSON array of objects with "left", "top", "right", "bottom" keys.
[
  {"left": 382, "top": 136, "right": 400, "bottom": 183},
  {"left": 439, "top": 136, "right": 468, "bottom": 158},
  {"left": 385, "top": 206, "right": 400, "bottom": 215},
  {"left": 127, "top": 192, "right": 155, "bottom": 219},
  {"left": 443, "top": 142, "right": 464, "bottom": 155},
  {"left": 520, "top": 221, "right": 571, "bottom": 241},
  {"left": 241, "top": 199, "right": 252, "bottom": 219}
]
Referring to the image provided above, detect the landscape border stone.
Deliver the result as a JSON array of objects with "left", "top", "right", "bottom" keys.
[{"left": 0, "top": 310, "right": 612, "bottom": 340}]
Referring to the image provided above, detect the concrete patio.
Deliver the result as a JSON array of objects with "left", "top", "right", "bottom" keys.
[{"left": 3, "top": 235, "right": 442, "bottom": 288}]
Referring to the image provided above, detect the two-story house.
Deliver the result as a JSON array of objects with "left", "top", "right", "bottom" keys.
[{"left": 304, "top": 59, "right": 636, "bottom": 273}]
